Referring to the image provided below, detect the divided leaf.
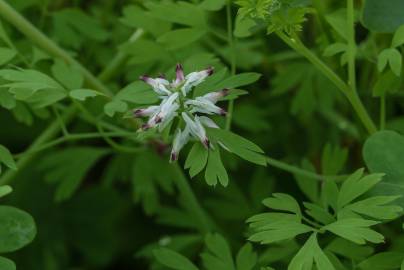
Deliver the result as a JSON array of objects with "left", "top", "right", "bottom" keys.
[
  {"left": 323, "top": 219, "right": 384, "bottom": 245},
  {"left": 207, "top": 128, "right": 266, "bottom": 166},
  {"left": 205, "top": 148, "right": 229, "bottom": 187},
  {"left": 263, "top": 193, "right": 302, "bottom": 217},
  {"left": 0, "top": 145, "right": 17, "bottom": 172},
  {"left": 185, "top": 143, "right": 209, "bottom": 178},
  {"left": 39, "top": 147, "right": 109, "bottom": 202},
  {"left": 288, "top": 233, "right": 335, "bottom": 270},
  {"left": 153, "top": 248, "right": 199, "bottom": 270}
]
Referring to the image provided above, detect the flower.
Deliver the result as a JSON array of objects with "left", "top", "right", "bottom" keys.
[{"left": 135, "top": 64, "right": 229, "bottom": 162}]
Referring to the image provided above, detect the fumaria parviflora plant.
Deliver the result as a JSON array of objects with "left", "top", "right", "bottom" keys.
[{"left": 0, "top": 0, "right": 404, "bottom": 269}]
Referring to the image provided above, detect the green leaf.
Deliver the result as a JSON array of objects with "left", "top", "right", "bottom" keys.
[
  {"left": 121, "top": 39, "right": 167, "bottom": 65},
  {"left": 157, "top": 28, "right": 206, "bottom": 50},
  {"left": 392, "top": 25, "right": 404, "bottom": 48},
  {"left": 337, "top": 169, "right": 384, "bottom": 209},
  {"left": 185, "top": 143, "right": 209, "bottom": 178},
  {"left": 248, "top": 215, "right": 313, "bottom": 244},
  {"left": 205, "top": 148, "right": 229, "bottom": 187},
  {"left": 323, "top": 43, "right": 347, "bottom": 57},
  {"left": 363, "top": 131, "right": 404, "bottom": 208},
  {"left": 145, "top": 2, "right": 206, "bottom": 27},
  {"left": 52, "top": 8, "right": 109, "bottom": 48},
  {"left": 358, "top": 252, "right": 404, "bottom": 270},
  {"left": 304, "top": 202, "right": 336, "bottom": 225},
  {"left": 263, "top": 193, "right": 301, "bottom": 217},
  {"left": 0, "top": 185, "right": 12, "bottom": 198},
  {"left": 321, "top": 144, "right": 348, "bottom": 175},
  {"left": 0, "top": 257, "right": 16, "bottom": 270},
  {"left": 132, "top": 151, "right": 176, "bottom": 215},
  {"left": 373, "top": 70, "right": 402, "bottom": 97},
  {"left": 325, "top": 238, "right": 373, "bottom": 261},
  {"left": 214, "top": 72, "right": 261, "bottom": 89},
  {"left": 234, "top": 15, "right": 256, "bottom": 38},
  {"left": 207, "top": 128, "right": 266, "bottom": 166},
  {"left": 0, "top": 206, "right": 36, "bottom": 253},
  {"left": 0, "top": 69, "right": 66, "bottom": 107},
  {"left": 153, "top": 248, "right": 199, "bottom": 270},
  {"left": 120, "top": 5, "right": 171, "bottom": 37},
  {"left": 288, "top": 233, "right": 335, "bottom": 270},
  {"left": 325, "top": 9, "right": 348, "bottom": 40},
  {"left": 0, "top": 47, "right": 16, "bottom": 65},
  {"left": 0, "top": 145, "right": 17, "bottom": 171},
  {"left": 199, "top": 0, "right": 226, "bottom": 11},
  {"left": 378, "top": 48, "right": 402, "bottom": 76},
  {"left": 363, "top": 0, "right": 404, "bottom": 33},
  {"left": 69, "top": 89, "right": 104, "bottom": 101},
  {"left": 201, "top": 233, "right": 235, "bottom": 270},
  {"left": 343, "top": 196, "right": 402, "bottom": 220},
  {"left": 323, "top": 218, "right": 384, "bottom": 245},
  {"left": 294, "top": 159, "right": 319, "bottom": 203},
  {"left": 104, "top": 100, "right": 128, "bottom": 117},
  {"left": 39, "top": 147, "right": 109, "bottom": 201},
  {"left": 236, "top": 243, "right": 257, "bottom": 270},
  {"left": 51, "top": 59, "right": 84, "bottom": 89}
]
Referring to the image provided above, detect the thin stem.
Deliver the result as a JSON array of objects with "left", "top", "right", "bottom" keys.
[
  {"left": 380, "top": 94, "right": 386, "bottom": 130},
  {"left": 266, "top": 157, "right": 344, "bottom": 182},
  {"left": 346, "top": 0, "right": 357, "bottom": 91},
  {"left": 98, "top": 29, "right": 144, "bottom": 82},
  {"left": 225, "top": 0, "right": 237, "bottom": 131},
  {"left": 14, "top": 132, "right": 138, "bottom": 158},
  {"left": 173, "top": 164, "right": 215, "bottom": 233},
  {"left": 276, "top": 31, "right": 377, "bottom": 134}
]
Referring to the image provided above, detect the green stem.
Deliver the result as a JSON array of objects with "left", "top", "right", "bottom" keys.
[
  {"left": 14, "top": 132, "right": 139, "bottom": 158},
  {"left": 266, "top": 157, "right": 343, "bottom": 181},
  {"left": 173, "top": 164, "right": 215, "bottom": 233},
  {"left": 98, "top": 29, "right": 144, "bottom": 82},
  {"left": 225, "top": 0, "right": 237, "bottom": 131},
  {"left": 0, "top": 0, "right": 112, "bottom": 96},
  {"left": 346, "top": 0, "right": 357, "bottom": 92},
  {"left": 276, "top": 31, "right": 377, "bottom": 134}
]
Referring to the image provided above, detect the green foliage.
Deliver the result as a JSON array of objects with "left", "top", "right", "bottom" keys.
[
  {"left": 1, "top": 0, "right": 404, "bottom": 269},
  {"left": 363, "top": 0, "right": 404, "bottom": 33},
  {"left": 0, "top": 206, "right": 36, "bottom": 252}
]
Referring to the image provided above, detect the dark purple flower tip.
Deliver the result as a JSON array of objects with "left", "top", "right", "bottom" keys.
[
  {"left": 133, "top": 109, "right": 143, "bottom": 117},
  {"left": 221, "top": 88, "right": 230, "bottom": 96},
  {"left": 206, "top": 66, "right": 214, "bottom": 76},
  {"left": 176, "top": 63, "right": 185, "bottom": 82},
  {"left": 220, "top": 109, "right": 227, "bottom": 116},
  {"left": 140, "top": 75, "right": 150, "bottom": 82},
  {"left": 202, "top": 138, "right": 210, "bottom": 149},
  {"left": 170, "top": 152, "right": 178, "bottom": 162},
  {"left": 142, "top": 123, "right": 151, "bottom": 130},
  {"left": 154, "top": 116, "right": 163, "bottom": 124}
]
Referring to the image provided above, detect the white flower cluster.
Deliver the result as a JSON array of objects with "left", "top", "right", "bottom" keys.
[{"left": 135, "top": 64, "right": 229, "bottom": 162}]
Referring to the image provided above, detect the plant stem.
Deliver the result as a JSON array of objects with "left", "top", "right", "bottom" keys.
[
  {"left": 0, "top": 0, "right": 112, "bottom": 96},
  {"left": 14, "top": 131, "right": 139, "bottom": 158},
  {"left": 266, "top": 156, "right": 343, "bottom": 181},
  {"left": 98, "top": 29, "right": 144, "bottom": 82},
  {"left": 346, "top": 0, "right": 357, "bottom": 92},
  {"left": 225, "top": 0, "right": 237, "bottom": 131},
  {"left": 173, "top": 164, "right": 215, "bottom": 233},
  {"left": 276, "top": 31, "right": 377, "bottom": 134}
]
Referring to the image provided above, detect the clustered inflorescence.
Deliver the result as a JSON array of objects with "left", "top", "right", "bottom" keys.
[{"left": 134, "top": 64, "right": 229, "bottom": 162}]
